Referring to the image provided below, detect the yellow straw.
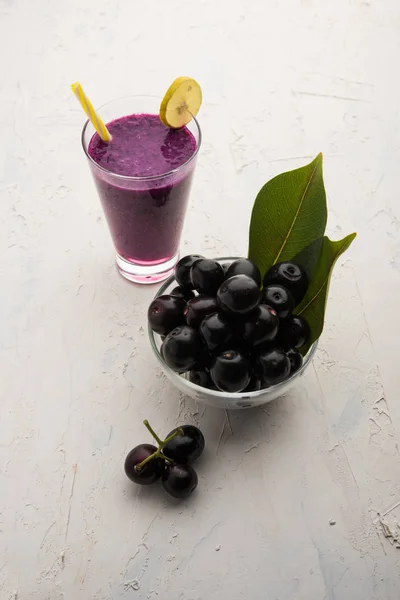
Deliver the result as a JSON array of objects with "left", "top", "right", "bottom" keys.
[{"left": 71, "top": 82, "right": 112, "bottom": 142}]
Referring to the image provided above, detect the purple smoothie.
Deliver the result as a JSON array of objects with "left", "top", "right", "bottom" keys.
[{"left": 88, "top": 114, "right": 197, "bottom": 265}]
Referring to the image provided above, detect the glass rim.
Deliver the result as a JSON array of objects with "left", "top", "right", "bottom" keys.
[
  {"left": 81, "top": 94, "right": 202, "bottom": 182},
  {"left": 148, "top": 256, "right": 319, "bottom": 400}
]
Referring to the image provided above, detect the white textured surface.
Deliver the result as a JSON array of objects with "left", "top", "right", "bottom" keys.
[{"left": 1, "top": 0, "right": 400, "bottom": 598}]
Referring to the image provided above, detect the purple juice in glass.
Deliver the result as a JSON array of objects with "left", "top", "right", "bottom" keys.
[{"left": 82, "top": 98, "right": 200, "bottom": 284}]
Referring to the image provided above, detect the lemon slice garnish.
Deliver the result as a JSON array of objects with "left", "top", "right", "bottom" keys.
[{"left": 160, "top": 77, "right": 202, "bottom": 128}]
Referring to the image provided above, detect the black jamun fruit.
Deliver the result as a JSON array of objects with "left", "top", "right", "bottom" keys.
[
  {"left": 217, "top": 275, "right": 261, "bottom": 315},
  {"left": 256, "top": 348, "right": 291, "bottom": 386},
  {"left": 225, "top": 258, "right": 261, "bottom": 287},
  {"left": 161, "top": 326, "right": 204, "bottom": 372},
  {"left": 261, "top": 285, "right": 295, "bottom": 319},
  {"left": 162, "top": 464, "right": 198, "bottom": 499},
  {"left": 175, "top": 255, "right": 204, "bottom": 288},
  {"left": 188, "top": 369, "right": 215, "bottom": 389},
  {"left": 190, "top": 259, "right": 225, "bottom": 295},
  {"left": 163, "top": 425, "right": 205, "bottom": 463},
  {"left": 199, "top": 312, "right": 234, "bottom": 352},
  {"left": 263, "top": 262, "right": 308, "bottom": 305},
  {"left": 278, "top": 315, "right": 310, "bottom": 349},
  {"left": 210, "top": 349, "right": 251, "bottom": 392},
  {"left": 148, "top": 295, "right": 186, "bottom": 336},
  {"left": 286, "top": 347, "right": 303, "bottom": 373},
  {"left": 170, "top": 286, "right": 195, "bottom": 301},
  {"left": 241, "top": 304, "right": 279, "bottom": 346},
  {"left": 184, "top": 296, "right": 218, "bottom": 328},
  {"left": 124, "top": 444, "right": 165, "bottom": 485}
]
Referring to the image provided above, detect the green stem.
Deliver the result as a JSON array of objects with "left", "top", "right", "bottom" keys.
[
  {"left": 135, "top": 423, "right": 184, "bottom": 471},
  {"left": 135, "top": 450, "right": 158, "bottom": 471},
  {"left": 143, "top": 419, "right": 163, "bottom": 446},
  {"left": 135, "top": 449, "right": 174, "bottom": 471}
]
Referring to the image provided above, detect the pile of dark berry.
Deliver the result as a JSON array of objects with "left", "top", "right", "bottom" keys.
[
  {"left": 125, "top": 421, "right": 204, "bottom": 498},
  {"left": 148, "top": 255, "right": 311, "bottom": 394}
]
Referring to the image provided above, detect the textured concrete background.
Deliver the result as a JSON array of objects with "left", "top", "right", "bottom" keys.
[{"left": 1, "top": 0, "right": 400, "bottom": 598}]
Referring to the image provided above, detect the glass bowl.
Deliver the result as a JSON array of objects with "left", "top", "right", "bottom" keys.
[{"left": 148, "top": 257, "right": 318, "bottom": 409}]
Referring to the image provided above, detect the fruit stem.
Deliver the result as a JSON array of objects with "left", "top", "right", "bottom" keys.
[
  {"left": 135, "top": 449, "right": 174, "bottom": 472},
  {"left": 135, "top": 423, "right": 184, "bottom": 471},
  {"left": 143, "top": 419, "right": 163, "bottom": 446}
]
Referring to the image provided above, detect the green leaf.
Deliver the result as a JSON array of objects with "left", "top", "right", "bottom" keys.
[
  {"left": 248, "top": 153, "right": 327, "bottom": 277},
  {"left": 292, "top": 237, "right": 324, "bottom": 283},
  {"left": 296, "top": 233, "right": 357, "bottom": 355}
]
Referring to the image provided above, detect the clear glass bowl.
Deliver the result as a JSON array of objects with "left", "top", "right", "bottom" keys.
[{"left": 148, "top": 257, "right": 318, "bottom": 409}]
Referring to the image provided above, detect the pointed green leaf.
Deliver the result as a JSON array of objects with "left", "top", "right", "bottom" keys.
[
  {"left": 248, "top": 154, "right": 327, "bottom": 277},
  {"left": 296, "top": 233, "right": 357, "bottom": 354}
]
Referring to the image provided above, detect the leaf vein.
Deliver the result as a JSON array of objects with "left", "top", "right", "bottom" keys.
[
  {"left": 273, "top": 160, "right": 319, "bottom": 265},
  {"left": 297, "top": 279, "right": 328, "bottom": 316}
]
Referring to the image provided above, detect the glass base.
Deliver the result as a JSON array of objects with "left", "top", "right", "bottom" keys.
[{"left": 116, "top": 252, "right": 179, "bottom": 285}]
